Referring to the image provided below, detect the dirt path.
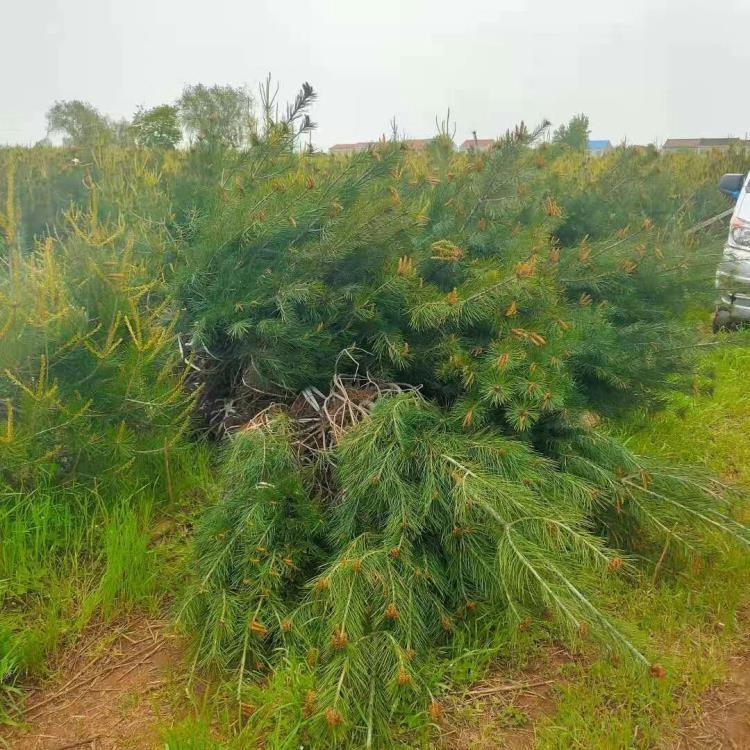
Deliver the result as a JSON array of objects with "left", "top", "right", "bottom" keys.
[
  {"left": 439, "top": 646, "right": 572, "bottom": 750},
  {"left": 674, "top": 645, "right": 750, "bottom": 749},
  {"left": 2, "top": 618, "right": 184, "bottom": 750},
  {"left": 441, "top": 634, "right": 750, "bottom": 750},
  {"left": 4, "top": 619, "right": 749, "bottom": 750}
]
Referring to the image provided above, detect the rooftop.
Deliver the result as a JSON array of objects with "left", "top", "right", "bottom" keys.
[
  {"left": 662, "top": 137, "right": 743, "bottom": 149},
  {"left": 329, "top": 141, "right": 374, "bottom": 151}
]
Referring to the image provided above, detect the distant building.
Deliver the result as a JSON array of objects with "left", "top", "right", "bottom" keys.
[
  {"left": 402, "top": 138, "right": 432, "bottom": 151},
  {"left": 661, "top": 138, "right": 747, "bottom": 154},
  {"left": 587, "top": 139, "right": 613, "bottom": 157},
  {"left": 329, "top": 138, "right": 436, "bottom": 154},
  {"left": 459, "top": 138, "right": 495, "bottom": 153},
  {"left": 329, "top": 141, "right": 373, "bottom": 155}
]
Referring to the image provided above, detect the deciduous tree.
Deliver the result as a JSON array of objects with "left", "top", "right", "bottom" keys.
[
  {"left": 553, "top": 113, "right": 590, "bottom": 151},
  {"left": 46, "top": 100, "right": 116, "bottom": 147},
  {"left": 131, "top": 104, "right": 182, "bottom": 149},
  {"left": 178, "top": 83, "right": 255, "bottom": 149}
]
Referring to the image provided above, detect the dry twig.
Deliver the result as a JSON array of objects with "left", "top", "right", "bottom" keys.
[{"left": 468, "top": 679, "right": 555, "bottom": 697}]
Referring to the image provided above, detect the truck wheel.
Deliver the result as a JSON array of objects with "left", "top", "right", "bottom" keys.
[{"left": 712, "top": 309, "right": 733, "bottom": 333}]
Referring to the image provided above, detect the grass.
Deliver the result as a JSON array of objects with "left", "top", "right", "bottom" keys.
[
  {"left": 628, "top": 334, "right": 750, "bottom": 488},
  {"left": 152, "top": 333, "right": 750, "bottom": 750},
  {"left": 4, "top": 334, "right": 749, "bottom": 748},
  {"left": 0, "top": 446, "right": 214, "bottom": 726},
  {"left": 530, "top": 330, "right": 750, "bottom": 749},
  {"left": 1, "top": 485, "right": 103, "bottom": 695}
]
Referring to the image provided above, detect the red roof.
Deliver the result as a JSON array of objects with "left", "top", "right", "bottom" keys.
[
  {"left": 403, "top": 139, "right": 432, "bottom": 149},
  {"left": 461, "top": 139, "right": 494, "bottom": 148}
]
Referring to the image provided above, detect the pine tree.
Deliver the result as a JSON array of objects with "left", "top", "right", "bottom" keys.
[
  {"left": 0, "top": 148, "right": 193, "bottom": 494},
  {"left": 8, "top": 99, "right": 747, "bottom": 747},
  {"left": 179, "top": 125, "right": 750, "bottom": 745}
]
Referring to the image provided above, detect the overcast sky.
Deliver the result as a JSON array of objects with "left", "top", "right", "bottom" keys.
[{"left": 2, "top": 0, "right": 749, "bottom": 149}]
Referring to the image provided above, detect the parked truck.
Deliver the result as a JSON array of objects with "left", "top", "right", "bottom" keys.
[{"left": 715, "top": 172, "right": 750, "bottom": 331}]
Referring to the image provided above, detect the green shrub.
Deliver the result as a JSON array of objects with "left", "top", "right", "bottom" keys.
[
  {"left": 2, "top": 116, "right": 747, "bottom": 746},
  {"left": 178, "top": 131, "right": 749, "bottom": 746},
  {"left": 0, "top": 146, "right": 199, "bottom": 719}
]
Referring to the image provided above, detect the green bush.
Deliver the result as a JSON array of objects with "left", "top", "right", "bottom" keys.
[
  {"left": 0, "top": 146, "right": 198, "bottom": 719},
  {"left": 2, "top": 115, "right": 747, "bottom": 746},
  {"left": 177, "top": 130, "right": 749, "bottom": 746}
]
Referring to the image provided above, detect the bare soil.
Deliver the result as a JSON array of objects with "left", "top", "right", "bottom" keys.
[
  {"left": 438, "top": 646, "right": 573, "bottom": 750},
  {"left": 2, "top": 618, "right": 184, "bottom": 750},
  {"left": 441, "top": 631, "right": 750, "bottom": 750},
  {"left": 673, "top": 636, "right": 750, "bottom": 749},
  {"left": 4, "top": 619, "right": 749, "bottom": 750}
]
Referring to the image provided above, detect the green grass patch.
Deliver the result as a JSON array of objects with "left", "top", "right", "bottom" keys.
[
  {"left": 0, "top": 445, "right": 215, "bottom": 725},
  {"left": 532, "top": 333, "right": 750, "bottom": 749}
]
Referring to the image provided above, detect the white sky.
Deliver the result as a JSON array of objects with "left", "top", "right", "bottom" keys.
[{"left": 1, "top": 0, "right": 749, "bottom": 149}]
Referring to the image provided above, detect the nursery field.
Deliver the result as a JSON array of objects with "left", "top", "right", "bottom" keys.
[{"left": 1, "top": 100, "right": 749, "bottom": 749}]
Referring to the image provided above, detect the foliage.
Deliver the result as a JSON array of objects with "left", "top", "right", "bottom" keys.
[
  {"left": 2, "top": 101, "right": 750, "bottom": 746},
  {"left": 548, "top": 142, "right": 750, "bottom": 246},
  {"left": 111, "top": 117, "right": 136, "bottom": 147},
  {"left": 530, "top": 335, "right": 750, "bottom": 749},
  {"left": 46, "top": 99, "right": 123, "bottom": 148},
  {"left": 132, "top": 104, "right": 183, "bottom": 149},
  {"left": 181, "top": 131, "right": 712, "bottom": 421},
  {"left": 553, "top": 113, "right": 590, "bottom": 151},
  {"left": 0, "top": 156, "right": 192, "bottom": 491},
  {"left": 257, "top": 74, "right": 318, "bottom": 142},
  {"left": 178, "top": 84, "right": 256, "bottom": 149},
  {"left": 177, "top": 127, "right": 749, "bottom": 746},
  {"left": 150, "top": 338, "right": 750, "bottom": 750},
  {"left": 184, "top": 386, "right": 747, "bottom": 746},
  {"left": 0, "top": 147, "right": 200, "bottom": 719},
  {"left": 0, "top": 147, "right": 88, "bottom": 248}
]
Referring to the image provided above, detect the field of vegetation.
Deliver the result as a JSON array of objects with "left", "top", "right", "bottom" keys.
[{"left": 1, "top": 86, "right": 749, "bottom": 749}]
